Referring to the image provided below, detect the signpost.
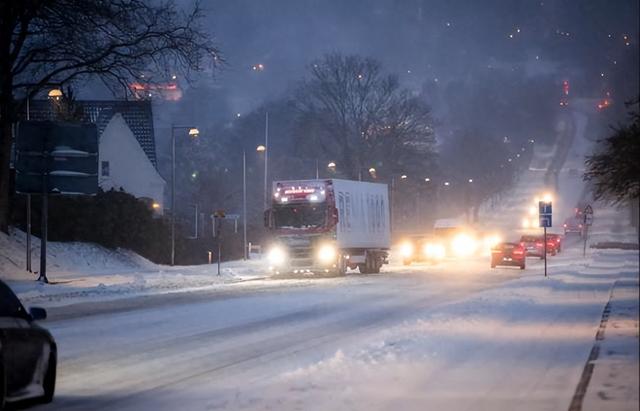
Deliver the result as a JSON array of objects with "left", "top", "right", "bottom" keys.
[
  {"left": 539, "top": 200, "right": 553, "bottom": 277},
  {"left": 16, "top": 121, "right": 98, "bottom": 283},
  {"left": 212, "top": 210, "right": 240, "bottom": 276},
  {"left": 582, "top": 204, "right": 594, "bottom": 257}
]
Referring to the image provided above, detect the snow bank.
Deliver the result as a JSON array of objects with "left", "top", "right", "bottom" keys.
[{"left": 1, "top": 229, "right": 268, "bottom": 307}]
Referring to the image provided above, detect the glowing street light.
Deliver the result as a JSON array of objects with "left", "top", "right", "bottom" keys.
[
  {"left": 468, "top": 178, "right": 473, "bottom": 183},
  {"left": 425, "top": 177, "right": 431, "bottom": 182},
  {"left": 327, "top": 162, "right": 336, "bottom": 169},
  {"left": 256, "top": 145, "right": 266, "bottom": 152},
  {"left": 47, "top": 88, "right": 63, "bottom": 100},
  {"left": 400, "top": 174, "right": 408, "bottom": 179},
  {"left": 188, "top": 128, "right": 200, "bottom": 138},
  {"left": 444, "top": 181, "right": 450, "bottom": 186}
]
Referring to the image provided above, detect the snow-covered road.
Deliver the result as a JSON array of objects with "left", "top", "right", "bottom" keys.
[{"left": 42, "top": 258, "right": 521, "bottom": 410}]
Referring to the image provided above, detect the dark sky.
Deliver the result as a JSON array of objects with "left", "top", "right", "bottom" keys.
[{"left": 199, "top": 0, "right": 639, "bottom": 116}]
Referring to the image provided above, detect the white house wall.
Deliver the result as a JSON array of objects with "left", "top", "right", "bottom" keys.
[{"left": 99, "top": 113, "right": 166, "bottom": 212}]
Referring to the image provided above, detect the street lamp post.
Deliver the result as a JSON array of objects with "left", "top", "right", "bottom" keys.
[
  {"left": 263, "top": 112, "right": 269, "bottom": 210},
  {"left": 171, "top": 124, "right": 199, "bottom": 266},
  {"left": 242, "top": 150, "right": 248, "bottom": 259}
]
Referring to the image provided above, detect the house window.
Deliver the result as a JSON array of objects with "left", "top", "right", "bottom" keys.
[{"left": 101, "top": 161, "right": 110, "bottom": 177}]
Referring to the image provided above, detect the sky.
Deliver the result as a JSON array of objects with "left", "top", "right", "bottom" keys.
[{"left": 196, "top": 0, "right": 639, "bottom": 117}]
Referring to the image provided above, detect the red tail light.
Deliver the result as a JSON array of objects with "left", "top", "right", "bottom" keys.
[
  {"left": 556, "top": 238, "right": 561, "bottom": 243},
  {"left": 520, "top": 242, "right": 525, "bottom": 247},
  {"left": 513, "top": 249, "right": 524, "bottom": 255},
  {"left": 535, "top": 241, "right": 542, "bottom": 247}
]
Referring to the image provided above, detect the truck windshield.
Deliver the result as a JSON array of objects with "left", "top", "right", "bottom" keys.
[{"left": 273, "top": 203, "right": 326, "bottom": 229}]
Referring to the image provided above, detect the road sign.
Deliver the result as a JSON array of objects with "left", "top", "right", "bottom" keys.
[
  {"left": 538, "top": 201, "right": 552, "bottom": 228},
  {"left": 539, "top": 202, "right": 552, "bottom": 215},
  {"left": 15, "top": 121, "right": 98, "bottom": 195},
  {"left": 539, "top": 214, "right": 552, "bottom": 227},
  {"left": 583, "top": 205, "right": 594, "bottom": 226}
]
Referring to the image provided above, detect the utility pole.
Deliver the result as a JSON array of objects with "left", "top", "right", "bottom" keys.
[
  {"left": 242, "top": 150, "right": 247, "bottom": 260},
  {"left": 263, "top": 112, "right": 269, "bottom": 210}
]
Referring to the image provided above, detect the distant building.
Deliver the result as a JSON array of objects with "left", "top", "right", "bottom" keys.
[{"left": 24, "top": 99, "right": 165, "bottom": 212}]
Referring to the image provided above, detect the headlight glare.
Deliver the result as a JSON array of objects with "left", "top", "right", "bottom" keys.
[
  {"left": 317, "top": 244, "right": 337, "bottom": 263},
  {"left": 267, "top": 246, "right": 287, "bottom": 266}
]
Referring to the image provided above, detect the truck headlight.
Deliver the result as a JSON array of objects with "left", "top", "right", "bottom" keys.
[
  {"left": 399, "top": 241, "right": 414, "bottom": 258},
  {"left": 317, "top": 244, "right": 337, "bottom": 264},
  {"left": 267, "top": 246, "right": 287, "bottom": 266}
]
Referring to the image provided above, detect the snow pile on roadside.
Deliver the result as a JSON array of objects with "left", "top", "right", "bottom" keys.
[
  {"left": 0, "top": 229, "right": 155, "bottom": 281},
  {"left": 1, "top": 229, "right": 268, "bottom": 307}
]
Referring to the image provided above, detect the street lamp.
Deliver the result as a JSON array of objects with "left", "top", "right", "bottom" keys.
[
  {"left": 170, "top": 124, "right": 199, "bottom": 266},
  {"left": 47, "top": 88, "right": 63, "bottom": 100},
  {"left": 256, "top": 145, "right": 266, "bottom": 152}
]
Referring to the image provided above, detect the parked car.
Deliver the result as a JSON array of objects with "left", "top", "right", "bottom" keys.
[
  {"left": 563, "top": 216, "right": 583, "bottom": 235},
  {"left": 546, "top": 233, "right": 563, "bottom": 253},
  {"left": 491, "top": 242, "right": 526, "bottom": 269},
  {"left": 0, "top": 280, "right": 56, "bottom": 407}
]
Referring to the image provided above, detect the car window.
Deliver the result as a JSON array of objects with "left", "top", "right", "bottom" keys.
[{"left": 0, "top": 281, "right": 26, "bottom": 318}]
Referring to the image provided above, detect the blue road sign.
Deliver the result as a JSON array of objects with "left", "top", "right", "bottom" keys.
[
  {"left": 539, "top": 202, "right": 552, "bottom": 215},
  {"left": 539, "top": 201, "right": 552, "bottom": 227},
  {"left": 539, "top": 215, "right": 552, "bottom": 227}
]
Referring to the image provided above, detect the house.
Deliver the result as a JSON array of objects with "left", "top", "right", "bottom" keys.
[{"left": 99, "top": 113, "right": 165, "bottom": 212}]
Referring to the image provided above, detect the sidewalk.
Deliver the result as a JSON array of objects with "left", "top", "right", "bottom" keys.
[{"left": 581, "top": 278, "right": 640, "bottom": 411}]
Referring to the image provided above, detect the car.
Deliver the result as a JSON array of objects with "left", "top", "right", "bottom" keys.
[
  {"left": 520, "top": 234, "right": 559, "bottom": 257},
  {"left": 546, "top": 233, "right": 563, "bottom": 252},
  {"left": 0, "top": 280, "right": 56, "bottom": 407},
  {"left": 398, "top": 235, "right": 446, "bottom": 265},
  {"left": 519, "top": 235, "right": 545, "bottom": 258},
  {"left": 563, "top": 216, "right": 583, "bottom": 235},
  {"left": 491, "top": 242, "right": 526, "bottom": 269}
]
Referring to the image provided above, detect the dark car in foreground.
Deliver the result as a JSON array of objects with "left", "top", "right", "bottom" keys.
[
  {"left": 1, "top": 280, "right": 56, "bottom": 408},
  {"left": 491, "top": 242, "right": 526, "bottom": 269}
]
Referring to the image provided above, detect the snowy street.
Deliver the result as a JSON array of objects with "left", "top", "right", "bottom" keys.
[{"left": 32, "top": 238, "right": 638, "bottom": 411}]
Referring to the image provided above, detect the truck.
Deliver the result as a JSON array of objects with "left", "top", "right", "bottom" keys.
[{"left": 264, "top": 179, "right": 390, "bottom": 275}]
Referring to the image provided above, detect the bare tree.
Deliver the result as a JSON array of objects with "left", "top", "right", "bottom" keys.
[
  {"left": 0, "top": 0, "right": 221, "bottom": 231},
  {"left": 294, "top": 53, "right": 436, "bottom": 180},
  {"left": 584, "top": 99, "right": 640, "bottom": 205}
]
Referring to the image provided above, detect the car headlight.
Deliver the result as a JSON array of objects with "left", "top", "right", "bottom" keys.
[
  {"left": 423, "top": 243, "right": 446, "bottom": 259},
  {"left": 317, "top": 244, "right": 337, "bottom": 264},
  {"left": 267, "top": 246, "right": 287, "bottom": 266},
  {"left": 451, "top": 233, "right": 478, "bottom": 258},
  {"left": 399, "top": 242, "right": 414, "bottom": 258}
]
